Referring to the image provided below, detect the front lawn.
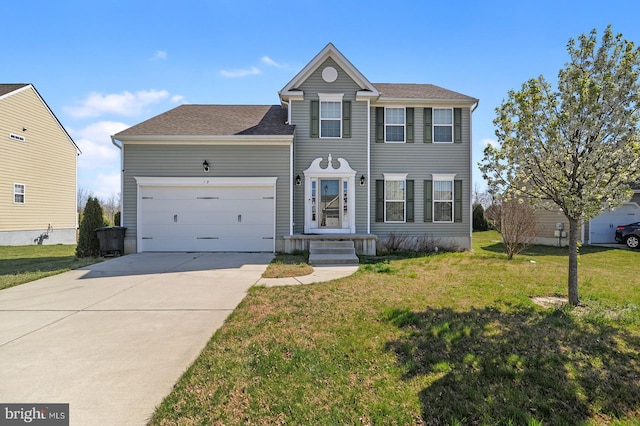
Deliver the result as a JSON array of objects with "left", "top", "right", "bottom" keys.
[
  {"left": 0, "top": 245, "right": 102, "bottom": 290},
  {"left": 151, "top": 231, "right": 640, "bottom": 425}
]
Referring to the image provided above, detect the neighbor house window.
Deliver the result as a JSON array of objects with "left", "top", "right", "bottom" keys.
[
  {"left": 433, "top": 179, "right": 453, "bottom": 222},
  {"left": 319, "top": 93, "right": 343, "bottom": 138},
  {"left": 385, "top": 107, "right": 405, "bottom": 142},
  {"left": 13, "top": 183, "right": 25, "bottom": 204},
  {"left": 433, "top": 108, "right": 453, "bottom": 143},
  {"left": 384, "top": 174, "right": 407, "bottom": 222}
]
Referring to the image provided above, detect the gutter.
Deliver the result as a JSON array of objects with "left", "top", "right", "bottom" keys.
[{"left": 111, "top": 136, "right": 124, "bottom": 226}]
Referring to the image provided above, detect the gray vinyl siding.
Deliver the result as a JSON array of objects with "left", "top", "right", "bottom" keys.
[
  {"left": 370, "top": 105, "right": 472, "bottom": 241},
  {"left": 122, "top": 144, "right": 290, "bottom": 250},
  {"left": 291, "top": 57, "right": 369, "bottom": 234}
]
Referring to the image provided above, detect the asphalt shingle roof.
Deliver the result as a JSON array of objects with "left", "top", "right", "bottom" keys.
[
  {"left": 0, "top": 84, "right": 29, "bottom": 97},
  {"left": 115, "top": 105, "right": 294, "bottom": 137},
  {"left": 373, "top": 83, "right": 477, "bottom": 101}
]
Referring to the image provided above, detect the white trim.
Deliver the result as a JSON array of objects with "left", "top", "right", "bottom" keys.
[
  {"left": 135, "top": 176, "right": 278, "bottom": 253},
  {"left": 383, "top": 173, "right": 408, "bottom": 180},
  {"left": 432, "top": 177, "right": 454, "bottom": 224},
  {"left": 117, "top": 135, "right": 293, "bottom": 145},
  {"left": 382, "top": 175, "right": 407, "bottom": 223},
  {"left": 303, "top": 155, "right": 357, "bottom": 234},
  {"left": 134, "top": 176, "right": 278, "bottom": 186},
  {"left": 289, "top": 142, "right": 294, "bottom": 236},
  {"left": 367, "top": 98, "right": 371, "bottom": 234},
  {"left": 384, "top": 107, "right": 406, "bottom": 143},
  {"left": 433, "top": 107, "right": 454, "bottom": 144},
  {"left": 318, "top": 94, "right": 343, "bottom": 139},
  {"left": 13, "top": 183, "right": 25, "bottom": 204}
]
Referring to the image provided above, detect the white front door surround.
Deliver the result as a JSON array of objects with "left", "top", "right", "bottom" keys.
[{"left": 303, "top": 154, "right": 357, "bottom": 234}]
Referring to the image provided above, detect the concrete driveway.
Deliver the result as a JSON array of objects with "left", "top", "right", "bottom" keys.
[{"left": 0, "top": 252, "right": 273, "bottom": 425}]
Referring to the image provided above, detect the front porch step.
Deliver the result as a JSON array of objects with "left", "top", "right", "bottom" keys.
[{"left": 309, "top": 240, "right": 359, "bottom": 266}]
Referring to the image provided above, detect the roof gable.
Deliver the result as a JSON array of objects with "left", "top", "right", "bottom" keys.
[
  {"left": 0, "top": 83, "right": 80, "bottom": 154},
  {"left": 279, "top": 43, "right": 379, "bottom": 99}
]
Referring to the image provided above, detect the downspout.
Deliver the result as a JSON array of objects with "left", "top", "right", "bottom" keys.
[{"left": 111, "top": 136, "right": 123, "bottom": 226}]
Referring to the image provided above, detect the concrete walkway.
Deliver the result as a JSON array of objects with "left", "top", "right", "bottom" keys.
[
  {"left": 0, "top": 253, "right": 357, "bottom": 425},
  {"left": 255, "top": 265, "right": 359, "bottom": 287}
]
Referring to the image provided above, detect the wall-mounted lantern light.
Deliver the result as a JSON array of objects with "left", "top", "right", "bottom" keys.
[
  {"left": 295, "top": 175, "right": 301, "bottom": 186},
  {"left": 360, "top": 175, "right": 366, "bottom": 186},
  {"left": 203, "top": 160, "right": 210, "bottom": 172}
]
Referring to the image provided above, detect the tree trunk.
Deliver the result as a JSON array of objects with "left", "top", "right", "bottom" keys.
[{"left": 567, "top": 217, "right": 580, "bottom": 306}]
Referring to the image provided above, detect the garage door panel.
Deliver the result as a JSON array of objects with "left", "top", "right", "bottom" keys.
[
  {"left": 139, "top": 183, "right": 276, "bottom": 252},
  {"left": 590, "top": 203, "right": 640, "bottom": 243}
]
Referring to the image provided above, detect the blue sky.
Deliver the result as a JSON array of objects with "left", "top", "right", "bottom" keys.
[{"left": 5, "top": 0, "right": 640, "bottom": 200}]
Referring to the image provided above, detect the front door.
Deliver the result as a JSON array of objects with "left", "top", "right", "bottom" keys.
[
  {"left": 319, "top": 179, "right": 341, "bottom": 228},
  {"left": 303, "top": 155, "right": 357, "bottom": 234}
]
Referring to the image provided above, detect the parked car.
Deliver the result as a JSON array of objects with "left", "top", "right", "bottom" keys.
[{"left": 615, "top": 222, "right": 640, "bottom": 249}]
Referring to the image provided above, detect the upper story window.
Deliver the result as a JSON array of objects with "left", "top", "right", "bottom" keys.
[
  {"left": 318, "top": 93, "right": 344, "bottom": 138},
  {"left": 13, "top": 183, "right": 25, "bottom": 204},
  {"left": 385, "top": 107, "right": 405, "bottom": 143},
  {"left": 433, "top": 108, "right": 453, "bottom": 143}
]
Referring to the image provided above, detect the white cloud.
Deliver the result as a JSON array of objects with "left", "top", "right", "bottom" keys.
[
  {"left": 219, "top": 66, "right": 261, "bottom": 78},
  {"left": 154, "top": 50, "right": 168, "bottom": 60},
  {"left": 171, "top": 94, "right": 186, "bottom": 103},
  {"left": 70, "top": 121, "right": 129, "bottom": 168},
  {"left": 65, "top": 89, "right": 170, "bottom": 118},
  {"left": 92, "top": 172, "right": 122, "bottom": 201},
  {"left": 481, "top": 138, "right": 498, "bottom": 148},
  {"left": 261, "top": 56, "right": 282, "bottom": 68}
]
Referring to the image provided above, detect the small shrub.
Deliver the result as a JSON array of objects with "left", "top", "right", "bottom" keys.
[
  {"left": 76, "top": 197, "right": 107, "bottom": 258},
  {"left": 362, "top": 260, "right": 394, "bottom": 274},
  {"left": 114, "top": 211, "right": 121, "bottom": 226},
  {"left": 473, "top": 203, "right": 490, "bottom": 231}
]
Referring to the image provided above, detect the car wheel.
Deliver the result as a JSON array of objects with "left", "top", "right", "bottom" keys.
[{"left": 625, "top": 235, "right": 640, "bottom": 249}]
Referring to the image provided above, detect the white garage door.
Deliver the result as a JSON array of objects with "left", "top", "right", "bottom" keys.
[
  {"left": 589, "top": 203, "right": 640, "bottom": 244},
  {"left": 138, "top": 182, "right": 275, "bottom": 252}
]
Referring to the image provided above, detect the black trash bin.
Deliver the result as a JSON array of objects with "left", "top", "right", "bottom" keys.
[{"left": 95, "top": 226, "right": 127, "bottom": 257}]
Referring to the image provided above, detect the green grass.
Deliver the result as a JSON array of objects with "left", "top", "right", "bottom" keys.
[
  {"left": 150, "top": 231, "right": 640, "bottom": 425},
  {"left": 261, "top": 252, "right": 313, "bottom": 278},
  {"left": 0, "top": 245, "right": 102, "bottom": 290}
]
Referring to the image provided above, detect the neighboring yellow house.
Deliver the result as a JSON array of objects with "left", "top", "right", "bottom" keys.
[{"left": 0, "top": 84, "right": 80, "bottom": 245}]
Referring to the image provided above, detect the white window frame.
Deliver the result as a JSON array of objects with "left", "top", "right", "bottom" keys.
[
  {"left": 319, "top": 93, "right": 343, "bottom": 139},
  {"left": 432, "top": 174, "right": 455, "bottom": 223},
  {"left": 13, "top": 183, "right": 25, "bottom": 204},
  {"left": 433, "top": 108, "right": 453, "bottom": 143},
  {"left": 383, "top": 173, "right": 407, "bottom": 223},
  {"left": 385, "top": 107, "right": 406, "bottom": 143}
]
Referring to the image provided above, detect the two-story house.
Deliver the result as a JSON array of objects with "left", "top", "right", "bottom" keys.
[
  {"left": 0, "top": 84, "right": 80, "bottom": 246},
  {"left": 112, "top": 43, "right": 478, "bottom": 255}
]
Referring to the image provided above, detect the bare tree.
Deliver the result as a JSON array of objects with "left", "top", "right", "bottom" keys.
[
  {"left": 77, "top": 186, "right": 91, "bottom": 216},
  {"left": 100, "top": 193, "right": 120, "bottom": 226},
  {"left": 500, "top": 199, "right": 538, "bottom": 260}
]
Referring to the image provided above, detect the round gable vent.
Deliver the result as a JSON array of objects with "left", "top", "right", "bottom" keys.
[{"left": 322, "top": 66, "right": 338, "bottom": 83}]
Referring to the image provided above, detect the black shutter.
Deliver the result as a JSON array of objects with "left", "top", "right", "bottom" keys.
[
  {"left": 376, "top": 107, "right": 384, "bottom": 143},
  {"left": 376, "top": 180, "right": 385, "bottom": 222},
  {"left": 424, "top": 108, "right": 432, "bottom": 143},
  {"left": 310, "top": 100, "right": 319, "bottom": 138},
  {"left": 454, "top": 108, "right": 462, "bottom": 143},
  {"left": 406, "top": 180, "right": 414, "bottom": 222},
  {"left": 454, "top": 179, "right": 463, "bottom": 222},
  {"left": 424, "top": 180, "right": 433, "bottom": 222},
  {"left": 342, "top": 100, "right": 351, "bottom": 138},
  {"left": 406, "top": 108, "right": 414, "bottom": 143}
]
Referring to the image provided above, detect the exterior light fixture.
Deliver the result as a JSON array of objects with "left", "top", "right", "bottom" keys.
[
  {"left": 360, "top": 175, "right": 366, "bottom": 186},
  {"left": 203, "top": 160, "right": 210, "bottom": 172},
  {"left": 295, "top": 175, "right": 301, "bottom": 186}
]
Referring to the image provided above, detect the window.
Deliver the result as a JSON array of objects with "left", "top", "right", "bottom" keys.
[
  {"left": 385, "top": 107, "right": 405, "bottom": 142},
  {"left": 385, "top": 175, "right": 406, "bottom": 222},
  {"left": 317, "top": 93, "right": 344, "bottom": 138},
  {"left": 433, "top": 179, "right": 453, "bottom": 222},
  {"left": 13, "top": 183, "right": 25, "bottom": 204},
  {"left": 433, "top": 108, "right": 453, "bottom": 143}
]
